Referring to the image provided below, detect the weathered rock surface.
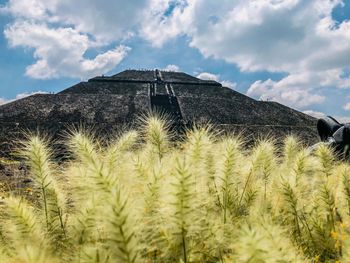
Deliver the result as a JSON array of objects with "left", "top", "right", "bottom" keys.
[{"left": 0, "top": 69, "right": 317, "bottom": 156}]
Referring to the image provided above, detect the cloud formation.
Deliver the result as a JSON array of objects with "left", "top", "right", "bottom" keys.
[
  {"left": 2, "top": 0, "right": 350, "bottom": 109},
  {"left": 163, "top": 64, "right": 180, "bottom": 72},
  {"left": 344, "top": 103, "right": 350, "bottom": 111},
  {"left": 246, "top": 70, "right": 339, "bottom": 107},
  {"left": 0, "top": 90, "right": 48, "bottom": 105},
  {"left": 141, "top": 0, "right": 350, "bottom": 108},
  {"left": 197, "top": 72, "right": 237, "bottom": 89},
  {"left": 4, "top": 21, "right": 130, "bottom": 79},
  {"left": 2, "top": 0, "right": 146, "bottom": 41},
  {"left": 2, "top": 0, "right": 137, "bottom": 79},
  {"left": 303, "top": 110, "right": 326, "bottom": 119},
  {"left": 303, "top": 109, "right": 350, "bottom": 123}
]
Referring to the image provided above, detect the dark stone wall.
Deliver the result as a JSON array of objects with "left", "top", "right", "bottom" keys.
[
  {"left": 60, "top": 82, "right": 150, "bottom": 95},
  {"left": 172, "top": 84, "right": 243, "bottom": 98},
  {"left": 177, "top": 97, "right": 316, "bottom": 126},
  {"left": 0, "top": 94, "right": 150, "bottom": 123},
  {"left": 0, "top": 70, "right": 319, "bottom": 157},
  {"left": 0, "top": 93, "right": 150, "bottom": 157}
]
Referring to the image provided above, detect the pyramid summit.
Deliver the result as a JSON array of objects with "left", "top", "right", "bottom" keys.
[{"left": 0, "top": 69, "right": 317, "bottom": 155}]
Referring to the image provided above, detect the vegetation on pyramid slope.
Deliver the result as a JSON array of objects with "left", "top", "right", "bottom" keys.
[{"left": 0, "top": 115, "right": 349, "bottom": 262}]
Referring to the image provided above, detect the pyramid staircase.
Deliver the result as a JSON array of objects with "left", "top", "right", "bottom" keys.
[{"left": 150, "top": 70, "right": 184, "bottom": 129}]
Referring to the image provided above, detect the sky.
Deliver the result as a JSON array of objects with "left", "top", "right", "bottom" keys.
[{"left": 0, "top": 0, "right": 349, "bottom": 121}]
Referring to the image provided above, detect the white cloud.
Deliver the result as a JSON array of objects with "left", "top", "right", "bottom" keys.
[
  {"left": 335, "top": 116, "right": 350, "bottom": 123},
  {"left": 139, "top": 0, "right": 350, "bottom": 108},
  {"left": 2, "top": 0, "right": 147, "bottom": 42},
  {"left": 15, "top": 90, "right": 49, "bottom": 99},
  {"left": 248, "top": 77, "right": 325, "bottom": 108},
  {"left": 197, "top": 72, "right": 237, "bottom": 89},
  {"left": 303, "top": 110, "right": 326, "bottom": 119},
  {"left": 2, "top": 0, "right": 139, "bottom": 79},
  {"left": 221, "top": 80, "right": 237, "bottom": 89},
  {"left": 171, "top": 0, "right": 350, "bottom": 74},
  {"left": 343, "top": 103, "right": 350, "bottom": 111},
  {"left": 197, "top": 72, "right": 219, "bottom": 81},
  {"left": 303, "top": 110, "right": 350, "bottom": 123},
  {"left": 246, "top": 69, "right": 350, "bottom": 109},
  {"left": 0, "top": 0, "right": 48, "bottom": 20},
  {"left": 4, "top": 21, "right": 130, "bottom": 79},
  {"left": 163, "top": 64, "right": 180, "bottom": 72},
  {"left": 0, "top": 90, "right": 49, "bottom": 105},
  {"left": 2, "top": 0, "right": 350, "bottom": 111},
  {"left": 246, "top": 69, "right": 350, "bottom": 108},
  {"left": 0, "top": 98, "right": 10, "bottom": 105},
  {"left": 140, "top": 0, "right": 189, "bottom": 47}
]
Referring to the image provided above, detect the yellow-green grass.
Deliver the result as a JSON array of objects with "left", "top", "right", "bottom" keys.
[{"left": 0, "top": 115, "right": 350, "bottom": 262}]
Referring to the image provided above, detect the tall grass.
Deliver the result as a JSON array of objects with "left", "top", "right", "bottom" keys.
[{"left": 1, "top": 115, "right": 350, "bottom": 262}]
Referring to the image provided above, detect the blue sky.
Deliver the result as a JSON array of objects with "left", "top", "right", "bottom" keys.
[{"left": 0, "top": 0, "right": 349, "bottom": 121}]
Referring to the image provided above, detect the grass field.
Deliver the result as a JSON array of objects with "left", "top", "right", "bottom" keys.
[{"left": 0, "top": 115, "right": 349, "bottom": 262}]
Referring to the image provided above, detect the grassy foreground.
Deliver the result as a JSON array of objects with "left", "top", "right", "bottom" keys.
[{"left": 1, "top": 116, "right": 350, "bottom": 263}]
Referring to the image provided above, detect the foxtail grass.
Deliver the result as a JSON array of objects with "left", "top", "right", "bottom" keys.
[{"left": 0, "top": 116, "right": 349, "bottom": 262}]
